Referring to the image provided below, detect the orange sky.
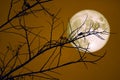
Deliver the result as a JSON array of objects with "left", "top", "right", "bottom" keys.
[{"left": 0, "top": 0, "right": 120, "bottom": 80}]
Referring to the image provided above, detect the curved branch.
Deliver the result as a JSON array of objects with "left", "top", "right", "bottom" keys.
[{"left": 0, "top": 0, "right": 52, "bottom": 29}]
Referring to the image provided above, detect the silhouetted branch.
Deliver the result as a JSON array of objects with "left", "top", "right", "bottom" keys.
[
  {"left": 0, "top": 0, "right": 108, "bottom": 80},
  {"left": 0, "top": 0, "right": 52, "bottom": 29},
  {"left": 6, "top": 50, "right": 106, "bottom": 79}
]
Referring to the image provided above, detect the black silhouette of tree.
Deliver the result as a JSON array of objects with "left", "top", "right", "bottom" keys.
[{"left": 0, "top": 0, "right": 108, "bottom": 80}]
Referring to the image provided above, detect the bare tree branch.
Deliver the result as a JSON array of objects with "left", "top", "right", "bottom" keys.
[
  {"left": 0, "top": 0, "right": 52, "bottom": 29},
  {"left": 0, "top": 0, "right": 108, "bottom": 80}
]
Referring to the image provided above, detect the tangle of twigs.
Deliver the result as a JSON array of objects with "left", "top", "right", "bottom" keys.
[{"left": 0, "top": 0, "right": 108, "bottom": 80}]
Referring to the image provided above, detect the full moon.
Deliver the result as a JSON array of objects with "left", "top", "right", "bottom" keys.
[{"left": 67, "top": 10, "right": 110, "bottom": 52}]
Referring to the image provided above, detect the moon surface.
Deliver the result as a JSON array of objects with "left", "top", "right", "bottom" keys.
[{"left": 67, "top": 10, "right": 110, "bottom": 52}]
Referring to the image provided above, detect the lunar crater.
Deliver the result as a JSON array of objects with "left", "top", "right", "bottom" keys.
[{"left": 67, "top": 10, "right": 110, "bottom": 52}]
